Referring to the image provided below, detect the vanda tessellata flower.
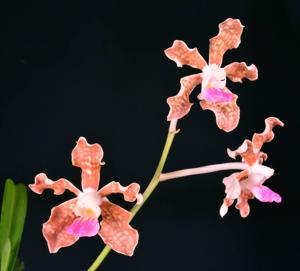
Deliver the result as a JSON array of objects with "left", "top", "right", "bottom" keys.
[
  {"left": 165, "top": 18, "right": 258, "bottom": 132},
  {"left": 220, "top": 117, "right": 284, "bottom": 218},
  {"left": 29, "top": 137, "right": 143, "bottom": 256}
]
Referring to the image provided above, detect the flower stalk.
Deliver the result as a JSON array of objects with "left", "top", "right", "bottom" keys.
[
  {"left": 159, "top": 162, "right": 248, "bottom": 181},
  {"left": 87, "top": 123, "right": 177, "bottom": 270}
]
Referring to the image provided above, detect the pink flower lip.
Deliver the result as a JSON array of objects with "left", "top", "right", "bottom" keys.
[
  {"left": 201, "top": 88, "right": 234, "bottom": 103},
  {"left": 251, "top": 186, "right": 282, "bottom": 203},
  {"left": 66, "top": 217, "right": 100, "bottom": 237}
]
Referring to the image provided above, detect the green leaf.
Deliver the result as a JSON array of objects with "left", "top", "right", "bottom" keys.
[
  {"left": 10, "top": 184, "right": 27, "bottom": 248},
  {"left": 0, "top": 180, "right": 27, "bottom": 271},
  {"left": 1, "top": 238, "right": 11, "bottom": 271},
  {"left": 8, "top": 184, "right": 27, "bottom": 271},
  {"left": 12, "top": 258, "right": 24, "bottom": 271},
  {"left": 0, "top": 180, "right": 16, "bottom": 255}
]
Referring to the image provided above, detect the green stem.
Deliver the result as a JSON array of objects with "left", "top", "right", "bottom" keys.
[
  {"left": 87, "top": 125, "right": 176, "bottom": 271},
  {"left": 87, "top": 246, "right": 111, "bottom": 271},
  {"left": 130, "top": 129, "right": 176, "bottom": 219}
]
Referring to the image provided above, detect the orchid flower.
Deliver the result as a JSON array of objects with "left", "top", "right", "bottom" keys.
[
  {"left": 164, "top": 18, "right": 258, "bottom": 132},
  {"left": 29, "top": 137, "right": 143, "bottom": 256},
  {"left": 220, "top": 117, "right": 283, "bottom": 218}
]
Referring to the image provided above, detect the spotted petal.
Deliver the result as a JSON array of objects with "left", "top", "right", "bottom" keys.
[
  {"left": 252, "top": 117, "right": 284, "bottom": 152},
  {"left": 227, "top": 139, "right": 252, "bottom": 160},
  {"left": 99, "top": 181, "right": 143, "bottom": 204},
  {"left": 220, "top": 198, "right": 234, "bottom": 218},
  {"left": 227, "top": 117, "right": 284, "bottom": 165},
  {"left": 235, "top": 191, "right": 253, "bottom": 218},
  {"left": 223, "top": 173, "right": 242, "bottom": 199},
  {"left": 209, "top": 18, "right": 244, "bottom": 66},
  {"left": 29, "top": 173, "right": 80, "bottom": 196},
  {"left": 199, "top": 90, "right": 240, "bottom": 132},
  {"left": 220, "top": 170, "right": 251, "bottom": 218},
  {"left": 165, "top": 40, "right": 207, "bottom": 69},
  {"left": 227, "top": 139, "right": 259, "bottom": 166},
  {"left": 167, "top": 73, "right": 202, "bottom": 120},
  {"left": 99, "top": 201, "right": 138, "bottom": 256},
  {"left": 43, "top": 199, "right": 79, "bottom": 253},
  {"left": 71, "top": 137, "right": 104, "bottom": 191},
  {"left": 225, "top": 62, "right": 258, "bottom": 82}
]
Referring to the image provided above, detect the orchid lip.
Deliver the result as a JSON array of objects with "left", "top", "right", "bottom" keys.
[
  {"left": 67, "top": 217, "right": 100, "bottom": 237},
  {"left": 200, "top": 88, "right": 234, "bottom": 103}
]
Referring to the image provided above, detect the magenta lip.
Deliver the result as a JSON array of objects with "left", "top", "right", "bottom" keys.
[
  {"left": 66, "top": 217, "right": 99, "bottom": 237},
  {"left": 202, "top": 88, "right": 234, "bottom": 103}
]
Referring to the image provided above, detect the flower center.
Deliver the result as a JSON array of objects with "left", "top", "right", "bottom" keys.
[
  {"left": 198, "top": 64, "right": 233, "bottom": 103},
  {"left": 74, "top": 189, "right": 102, "bottom": 219},
  {"left": 202, "top": 64, "right": 227, "bottom": 90},
  {"left": 247, "top": 164, "right": 274, "bottom": 185}
]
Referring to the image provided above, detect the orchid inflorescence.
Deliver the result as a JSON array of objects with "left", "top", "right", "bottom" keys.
[{"left": 29, "top": 18, "right": 284, "bottom": 270}]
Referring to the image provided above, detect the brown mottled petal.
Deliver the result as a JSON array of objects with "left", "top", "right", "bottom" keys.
[
  {"left": 71, "top": 137, "right": 104, "bottom": 191},
  {"left": 167, "top": 73, "right": 202, "bottom": 120},
  {"left": 209, "top": 18, "right": 244, "bottom": 66},
  {"left": 99, "top": 181, "right": 143, "bottom": 204},
  {"left": 258, "top": 152, "right": 268, "bottom": 163},
  {"left": 252, "top": 117, "right": 284, "bottom": 152},
  {"left": 227, "top": 140, "right": 251, "bottom": 159},
  {"left": 227, "top": 139, "right": 258, "bottom": 166},
  {"left": 227, "top": 140, "right": 258, "bottom": 165},
  {"left": 236, "top": 200, "right": 250, "bottom": 218},
  {"left": 99, "top": 201, "right": 138, "bottom": 256},
  {"left": 220, "top": 198, "right": 235, "bottom": 217},
  {"left": 235, "top": 191, "right": 253, "bottom": 218},
  {"left": 225, "top": 198, "right": 234, "bottom": 207},
  {"left": 29, "top": 173, "right": 81, "bottom": 196},
  {"left": 200, "top": 94, "right": 240, "bottom": 132},
  {"left": 43, "top": 199, "right": 79, "bottom": 253},
  {"left": 224, "top": 62, "right": 258, "bottom": 82},
  {"left": 223, "top": 172, "right": 242, "bottom": 199},
  {"left": 164, "top": 40, "right": 207, "bottom": 69},
  {"left": 228, "top": 117, "right": 284, "bottom": 165},
  {"left": 236, "top": 169, "right": 249, "bottom": 181}
]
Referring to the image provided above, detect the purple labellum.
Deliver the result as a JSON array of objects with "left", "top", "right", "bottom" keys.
[
  {"left": 202, "top": 88, "right": 234, "bottom": 103},
  {"left": 67, "top": 217, "right": 100, "bottom": 237}
]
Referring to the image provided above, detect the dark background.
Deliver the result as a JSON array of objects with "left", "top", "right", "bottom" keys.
[{"left": 1, "top": 0, "right": 299, "bottom": 270}]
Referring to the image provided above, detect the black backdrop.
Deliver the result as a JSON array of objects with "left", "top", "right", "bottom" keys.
[{"left": 1, "top": 0, "right": 299, "bottom": 270}]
